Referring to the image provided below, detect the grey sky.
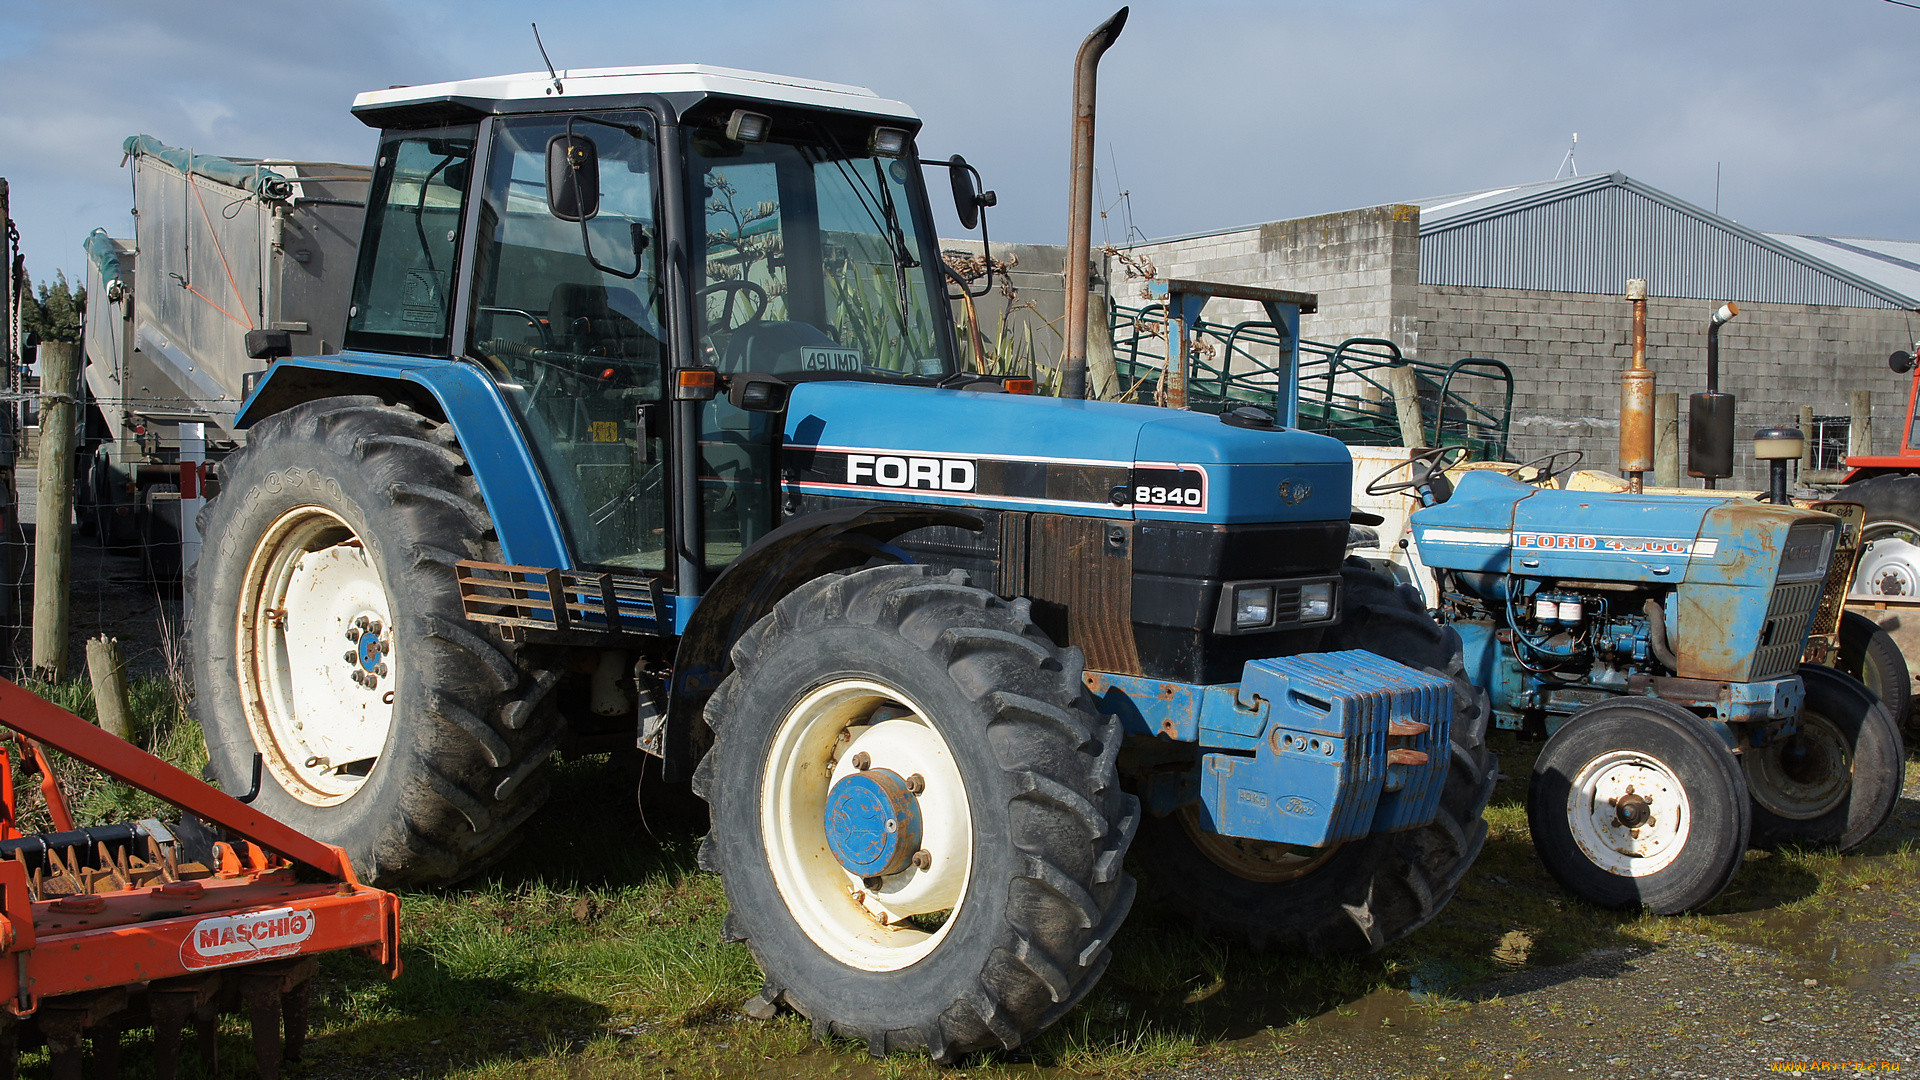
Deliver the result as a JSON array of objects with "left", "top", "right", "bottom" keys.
[{"left": 4, "top": 0, "right": 1917, "bottom": 290}]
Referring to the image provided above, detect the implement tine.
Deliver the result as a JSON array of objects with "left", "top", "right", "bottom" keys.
[
  {"left": 239, "top": 958, "right": 317, "bottom": 1080},
  {"left": 149, "top": 974, "right": 223, "bottom": 1080},
  {"left": 0, "top": 1015, "right": 15, "bottom": 1080},
  {"left": 39, "top": 988, "right": 127, "bottom": 1080},
  {"left": 241, "top": 976, "right": 282, "bottom": 1080}
]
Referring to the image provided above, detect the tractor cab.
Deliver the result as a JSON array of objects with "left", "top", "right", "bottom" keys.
[{"left": 319, "top": 66, "right": 965, "bottom": 586}]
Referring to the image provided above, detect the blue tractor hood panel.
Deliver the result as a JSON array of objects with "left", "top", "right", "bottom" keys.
[
  {"left": 781, "top": 381, "right": 1353, "bottom": 524},
  {"left": 1413, "top": 470, "right": 1741, "bottom": 583}
]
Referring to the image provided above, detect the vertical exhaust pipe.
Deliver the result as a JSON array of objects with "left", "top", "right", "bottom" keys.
[
  {"left": 1060, "top": 7, "right": 1129, "bottom": 401},
  {"left": 1689, "top": 301, "right": 1739, "bottom": 489},
  {"left": 1620, "top": 279, "right": 1654, "bottom": 493}
]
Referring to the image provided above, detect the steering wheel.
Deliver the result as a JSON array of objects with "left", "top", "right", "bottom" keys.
[
  {"left": 694, "top": 279, "right": 770, "bottom": 336},
  {"left": 1365, "top": 444, "right": 1470, "bottom": 497},
  {"left": 1505, "top": 449, "right": 1585, "bottom": 487}
]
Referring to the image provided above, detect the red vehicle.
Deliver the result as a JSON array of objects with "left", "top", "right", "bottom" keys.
[{"left": 1828, "top": 347, "right": 1920, "bottom": 725}]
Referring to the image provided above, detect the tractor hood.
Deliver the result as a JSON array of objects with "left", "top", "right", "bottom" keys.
[
  {"left": 778, "top": 381, "right": 1353, "bottom": 524},
  {"left": 1412, "top": 470, "right": 1835, "bottom": 586}
]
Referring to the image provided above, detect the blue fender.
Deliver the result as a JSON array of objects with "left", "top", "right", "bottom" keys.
[{"left": 236, "top": 353, "right": 571, "bottom": 571}]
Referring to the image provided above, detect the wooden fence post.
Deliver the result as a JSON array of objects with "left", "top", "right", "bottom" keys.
[{"left": 31, "top": 340, "right": 77, "bottom": 681}]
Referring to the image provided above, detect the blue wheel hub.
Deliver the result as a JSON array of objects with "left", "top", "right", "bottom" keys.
[
  {"left": 341, "top": 615, "right": 389, "bottom": 691},
  {"left": 824, "top": 768, "right": 923, "bottom": 878}
]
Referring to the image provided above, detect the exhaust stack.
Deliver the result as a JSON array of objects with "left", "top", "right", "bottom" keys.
[
  {"left": 1620, "top": 279, "right": 1654, "bottom": 493},
  {"left": 1060, "top": 7, "right": 1128, "bottom": 401}
]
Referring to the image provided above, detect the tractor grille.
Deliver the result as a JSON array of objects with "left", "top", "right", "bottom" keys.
[
  {"left": 1751, "top": 580, "right": 1824, "bottom": 681},
  {"left": 1801, "top": 501, "right": 1862, "bottom": 664},
  {"left": 455, "top": 560, "right": 667, "bottom": 641}
]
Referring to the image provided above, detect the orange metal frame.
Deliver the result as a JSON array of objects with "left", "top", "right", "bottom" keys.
[{"left": 0, "top": 679, "right": 401, "bottom": 1017}]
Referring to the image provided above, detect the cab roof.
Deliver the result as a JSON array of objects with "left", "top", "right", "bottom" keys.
[{"left": 351, "top": 64, "right": 920, "bottom": 129}]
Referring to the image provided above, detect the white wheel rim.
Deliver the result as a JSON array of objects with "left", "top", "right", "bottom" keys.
[
  {"left": 1854, "top": 532, "right": 1920, "bottom": 598},
  {"left": 1744, "top": 712, "right": 1852, "bottom": 820},
  {"left": 236, "top": 506, "right": 397, "bottom": 805},
  {"left": 1566, "top": 749, "right": 1691, "bottom": 876},
  {"left": 760, "top": 679, "right": 973, "bottom": 972}
]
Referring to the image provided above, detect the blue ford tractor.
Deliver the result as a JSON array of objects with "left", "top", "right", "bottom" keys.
[
  {"left": 1373, "top": 449, "right": 1904, "bottom": 914},
  {"left": 187, "top": 65, "right": 1496, "bottom": 1058}
]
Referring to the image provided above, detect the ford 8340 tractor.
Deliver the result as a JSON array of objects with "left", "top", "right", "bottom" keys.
[
  {"left": 187, "top": 66, "right": 1495, "bottom": 1058},
  {"left": 1377, "top": 451, "right": 1903, "bottom": 915}
]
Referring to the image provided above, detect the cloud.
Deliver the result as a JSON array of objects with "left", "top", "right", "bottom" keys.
[{"left": 7, "top": 0, "right": 1919, "bottom": 288}]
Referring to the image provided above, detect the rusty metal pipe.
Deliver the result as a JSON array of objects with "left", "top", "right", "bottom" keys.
[
  {"left": 1620, "top": 279, "right": 1653, "bottom": 493},
  {"left": 1060, "top": 6, "right": 1128, "bottom": 401}
]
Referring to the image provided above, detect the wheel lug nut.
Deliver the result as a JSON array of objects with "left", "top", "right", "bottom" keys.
[
  {"left": 356, "top": 616, "right": 370, "bottom": 631},
  {"left": 912, "top": 849, "right": 932, "bottom": 870},
  {"left": 851, "top": 752, "right": 870, "bottom": 771},
  {"left": 376, "top": 663, "right": 388, "bottom": 677},
  {"left": 369, "top": 619, "right": 382, "bottom": 636},
  {"left": 345, "top": 651, "right": 357, "bottom": 664},
  {"left": 907, "top": 773, "right": 925, "bottom": 794}
]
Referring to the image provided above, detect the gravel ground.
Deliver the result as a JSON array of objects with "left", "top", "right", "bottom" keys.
[{"left": 1161, "top": 767, "right": 1920, "bottom": 1080}]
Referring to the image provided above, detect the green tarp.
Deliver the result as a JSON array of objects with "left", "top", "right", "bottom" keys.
[
  {"left": 83, "top": 227, "right": 121, "bottom": 287},
  {"left": 121, "top": 134, "right": 294, "bottom": 201}
]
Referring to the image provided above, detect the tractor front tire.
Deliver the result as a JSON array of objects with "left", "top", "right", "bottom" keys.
[
  {"left": 1836, "top": 609, "right": 1913, "bottom": 732},
  {"left": 1528, "top": 697, "right": 1749, "bottom": 914},
  {"left": 1745, "top": 664, "right": 1905, "bottom": 853},
  {"left": 190, "top": 396, "right": 563, "bottom": 889},
  {"left": 1139, "top": 558, "right": 1497, "bottom": 953},
  {"left": 695, "top": 565, "right": 1139, "bottom": 1061}
]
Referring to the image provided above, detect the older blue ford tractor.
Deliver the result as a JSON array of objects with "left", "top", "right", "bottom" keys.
[
  {"left": 1375, "top": 448, "right": 1903, "bottom": 914},
  {"left": 187, "top": 61, "right": 1495, "bottom": 1059}
]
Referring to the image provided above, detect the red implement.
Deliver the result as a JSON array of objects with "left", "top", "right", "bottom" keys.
[{"left": 0, "top": 678, "right": 401, "bottom": 1078}]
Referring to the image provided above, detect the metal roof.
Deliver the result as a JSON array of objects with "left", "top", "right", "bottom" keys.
[
  {"left": 1764, "top": 232, "right": 1920, "bottom": 310},
  {"left": 352, "top": 65, "right": 917, "bottom": 122},
  {"left": 1413, "top": 172, "right": 1917, "bottom": 310}
]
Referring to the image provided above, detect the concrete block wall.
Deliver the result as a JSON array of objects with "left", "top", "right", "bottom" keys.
[
  {"left": 1419, "top": 284, "right": 1917, "bottom": 487},
  {"left": 1101, "top": 206, "right": 1422, "bottom": 350}
]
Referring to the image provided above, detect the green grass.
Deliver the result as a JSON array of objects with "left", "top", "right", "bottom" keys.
[{"left": 9, "top": 695, "right": 1920, "bottom": 1079}]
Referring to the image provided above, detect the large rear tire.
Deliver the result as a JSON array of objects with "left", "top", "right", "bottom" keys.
[
  {"left": 1527, "top": 697, "right": 1748, "bottom": 914},
  {"left": 190, "top": 396, "right": 563, "bottom": 888},
  {"left": 1745, "top": 664, "right": 1904, "bottom": 853},
  {"left": 695, "top": 565, "right": 1138, "bottom": 1061},
  {"left": 1139, "top": 558, "right": 1497, "bottom": 953}
]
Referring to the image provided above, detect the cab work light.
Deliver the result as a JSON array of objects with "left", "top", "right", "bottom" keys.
[
  {"left": 727, "top": 110, "right": 772, "bottom": 144},
  {"left": 869, "top": 126, "right": 911, "bottom": 158}
]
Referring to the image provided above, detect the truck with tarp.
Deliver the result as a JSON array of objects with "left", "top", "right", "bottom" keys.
[{"left": 80, "top": 137, "right": 369, "bottom": 578}]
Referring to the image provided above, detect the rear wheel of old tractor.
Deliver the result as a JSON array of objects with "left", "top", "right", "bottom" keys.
[
  {"left": 1139, "top": 558, "right": 1497, "bottom": 953},
  {"left": 695, "top": 565, "right": 1138, "bottom": 1061},
  {"left": 1527, "top": 697, "right": 1749, "bottom": 914},
  {"left": 1744, "top": 664, "right": 1905, "bottom": 853},
  {"left": 1840, "top": 473, "right": 1920, "bottom": 599},
  {"left": 1835, "top": 609, "right": 1913, "bottom": 732},
  {"left": 190, "top": 395, "right": 563, "bottom": 888}
]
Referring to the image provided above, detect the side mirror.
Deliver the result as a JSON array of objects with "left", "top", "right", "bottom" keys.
[
  {"left": 546, "top": 133, "right": 600, "bottom": 222},
  {"left": 947, "top": 155, "right": 995, "bottom": 231},
  {"left": 245, "top": 329, "right": 292, "bottom": 361},
  {"left": 1891, "top": 350, "right": 1915, "bottom": 375}
]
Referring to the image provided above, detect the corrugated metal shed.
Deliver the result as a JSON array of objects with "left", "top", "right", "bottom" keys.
[
  {"left": 1765, "top": 232, "right": 1920, "bottom": 311},
  {"left": 1414, "top": 172, "right": 1918, "bottom": 310}
]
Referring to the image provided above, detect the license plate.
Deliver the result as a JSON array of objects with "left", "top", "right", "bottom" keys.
[{"left": 801, "top": 347, "right": 862, "bottom": 372}]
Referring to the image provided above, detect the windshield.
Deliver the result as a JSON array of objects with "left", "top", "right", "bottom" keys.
[{"left": 685, "top": 119, "right": 954, "bottom": 380}]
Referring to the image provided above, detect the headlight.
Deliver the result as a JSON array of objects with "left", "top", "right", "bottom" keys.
[
  {"left": 1234, "top": 586, "right": 1275, "bottom": 629},
  {"left": 1213, "top": 578, "right": 1341, "bottom": 634},
  {"left": 1298, "top": 582, "right": 1334, "bottom": 622}
]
